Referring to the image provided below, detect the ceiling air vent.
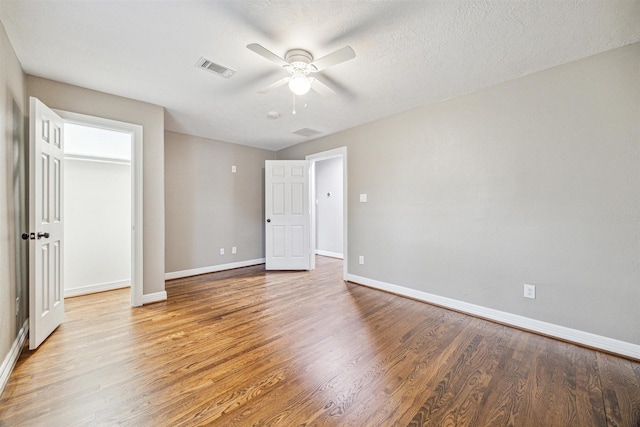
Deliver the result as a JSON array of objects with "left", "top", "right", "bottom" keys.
[
  {"left": 196, "top": 57, "right": 236, "bottom": 79},
  {"left": 293, "top": 128, "right": 321, "bottom": 137}
]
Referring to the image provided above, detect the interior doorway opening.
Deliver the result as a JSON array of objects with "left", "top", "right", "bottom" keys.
[
  {"left": 313, "top": 157, "right": 343, "bottom": 259},
  {"left": 56, "top": 110, "right": 143, "bottom": 306},
  {"left": 63, "top": 123, "right": 131, "bottom": 298},
  {"left": 306, "top": 147, "right": 347, "bottom": 280}
]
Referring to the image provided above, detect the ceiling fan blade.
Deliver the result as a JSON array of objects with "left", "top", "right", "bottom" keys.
[
  {"left": 310, "top": 46, "right": 356, "bottom": 72},
  {"left": 257, "top": 77, "right": 290, "bottom": 94},
  {"left": 247, "top": 43, "right": 289, "bottom": 68},
  {"left": 310, "top": 77, "right": 336, "bottom": 97}
]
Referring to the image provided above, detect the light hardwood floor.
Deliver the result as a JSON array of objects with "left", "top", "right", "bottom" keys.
[{"left": 1, "top": 256, "right": 639, "bottom": 426}]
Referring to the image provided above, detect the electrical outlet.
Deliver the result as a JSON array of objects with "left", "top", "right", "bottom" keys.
[
  {"left": 359, "top": 255, "right": 365, "bottom": 265},
  {"left": 359, "top": 193, "right": 367, "bottom": 203},
  {"left": 524, "top": 284, "right": 536, "bottom": 299},
  {"left": 220, "top": 248, "right": 225, "bottom": 255},
  {"left": 231, "top": 165, "right": 236, "bottom": 173},
  {"left": 232, "top": 246, "right": 237, "bottom": 254}
]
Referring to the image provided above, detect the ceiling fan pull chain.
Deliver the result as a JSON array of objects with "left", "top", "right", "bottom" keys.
[{"left": 292, "top": 93, "right": 296, "bottom": 115}]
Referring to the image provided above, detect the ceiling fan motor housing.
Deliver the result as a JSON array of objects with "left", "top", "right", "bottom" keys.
[{"left": 285, "top": 49, "right": 317, "bottom": 73}]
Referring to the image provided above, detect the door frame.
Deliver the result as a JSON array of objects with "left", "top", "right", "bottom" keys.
[
  {"left": 55, "top": 110, "right": 144, "bottom": 307},
  {"left": 306, "top": 147, "right": 347, "bottom": 280}
]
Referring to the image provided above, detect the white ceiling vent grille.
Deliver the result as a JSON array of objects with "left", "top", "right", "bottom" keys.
[
  {"left": 293, "top": 128, "right": 321, "bottom": 137},
  {"left": 196, "top": 57, "right": 236, "bottom": 79}
]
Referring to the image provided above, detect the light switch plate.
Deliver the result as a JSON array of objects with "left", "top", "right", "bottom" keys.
[{"left": 359, "top": 193, "right": 367, "bottom": 202}]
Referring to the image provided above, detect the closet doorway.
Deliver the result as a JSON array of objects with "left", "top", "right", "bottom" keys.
[
  {"left": 64, "top": 123, "right": 131, "bottom": 297},
  {"left": 57, "top": 110, "right": 143, "bottom": 306}
]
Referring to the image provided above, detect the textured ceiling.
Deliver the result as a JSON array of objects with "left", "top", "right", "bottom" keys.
[{"left": 1, "top": 0, "right": 639, "bottom": 151}]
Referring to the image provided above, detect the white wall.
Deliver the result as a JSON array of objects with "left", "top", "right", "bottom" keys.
[
  {"left": 64, "top": 158, "right": 131, "bottom": 295},
  {"left": 278, "top": 43, "right": 640, "bottom": 350},
  {"left": 315, "top": 157, "right": 343, "bottom": 257},
  {"left": 65, "top": 122, "right": 131, "bottom": 161}
]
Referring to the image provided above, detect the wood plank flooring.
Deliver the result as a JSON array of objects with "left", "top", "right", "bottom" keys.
[{"left": 1, "top": 256, "right": 639, "bottom": 426}]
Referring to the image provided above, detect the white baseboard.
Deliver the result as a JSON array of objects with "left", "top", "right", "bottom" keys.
[
  {"left": 141, "top": 291, "right": 167, "bottom": 305},
  {"left": 0, "top": 320, "right": 28, "bottom": 397},
  {"left": 347, "top": 274, "right": 640, "bottom": 360},
  {"left": 165, "top": 258, "right": 265, "bottom": 280},
  {"left": 315, "top": 250, "right": 344, "bottom": 259},
  {"left": 64, "top": 279, "right": 130, "bottom": 298}
]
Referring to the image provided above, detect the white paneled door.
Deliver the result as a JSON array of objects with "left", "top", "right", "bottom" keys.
[
  {"left": 265, "top": 160, "right": 311, "bottom": 270},
  {"left": 28, "top": 97, "right": 65, "bottom": 350}
]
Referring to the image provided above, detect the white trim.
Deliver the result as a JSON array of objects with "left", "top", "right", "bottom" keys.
[
  {"left": 64, "top": 280, "right": 130, "bottom": 298},
  {"left": 315, "top": 249, "right": 343, "bottom": 259},
  {"left": 131, "top": 123, "right": 144, "bottom": 307},
  {"left": 0, "top": 320, "right": 28, "bottom": 396},
  {"left": 306, "top": 147, "right": 348, "bottom": 281},
  {"left": 64, "top": 153, "right": 131, "bottom": 165},
  {"left": 347, "top": 274, "right": 640, "bottom": 360},
  {"left": 165, "top": 258, "right": 266, "bottom": 280},
  {"left": 309, "top": 161, "right": 316, "bottom": 270},
  {"left": 55, "top": 110, "right": 144, "bottom": 307},
  {"left": 141, "top": 291, "right": 167, "bottom": 305}
]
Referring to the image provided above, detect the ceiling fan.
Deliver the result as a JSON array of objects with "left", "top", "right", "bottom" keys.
[{"left": 246, "top": 43, "right": 356, "bottom": 96}]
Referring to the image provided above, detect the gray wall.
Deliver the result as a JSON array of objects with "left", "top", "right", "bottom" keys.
[
  {"left": 164, "top": 131, "right": 275, "bottom": 273},
  {"left": 278, "top": 43, "right": 640, "bottom": 345},
  {"left": 0, "top": 17, "right": 27, "bottom": 375},
  {"left": 26, "top": 76, "right": 166, "bottom": 296},
  {"left": 315, "top": 157, "right": 343, "bottom": 256}
]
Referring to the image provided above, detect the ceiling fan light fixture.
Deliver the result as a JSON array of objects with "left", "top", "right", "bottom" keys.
[
  {"left": 248, "top": 43, "right": 355, "bottom": 96},
  {"left": 288, "top": 72, "right": 311, "bottom": 95}
]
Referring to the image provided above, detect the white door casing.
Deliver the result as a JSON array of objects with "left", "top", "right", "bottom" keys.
[
  {"left": 265, "top": 160, "right": 311, "bottom": 270},
  {"left": 29, "top": 97, "right": 65, "bottom": 349}
]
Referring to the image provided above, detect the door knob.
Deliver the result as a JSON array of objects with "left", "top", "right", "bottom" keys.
[
  {"left": 266, "top": 219, "right": 271, "bottom": 223},
  {"left": 37, "top": 232, "right": 50, "bottom": 239},
  {"left": 21, "top": 233, "right": 30, "bottom": 240}
]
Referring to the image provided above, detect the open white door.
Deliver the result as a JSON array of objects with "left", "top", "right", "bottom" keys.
[
  {"left": 265, "top": 160, "right": 311, "bottom": 270},
  {"left": 28, "top": 97, "right": 65, "bottom": 349}
]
